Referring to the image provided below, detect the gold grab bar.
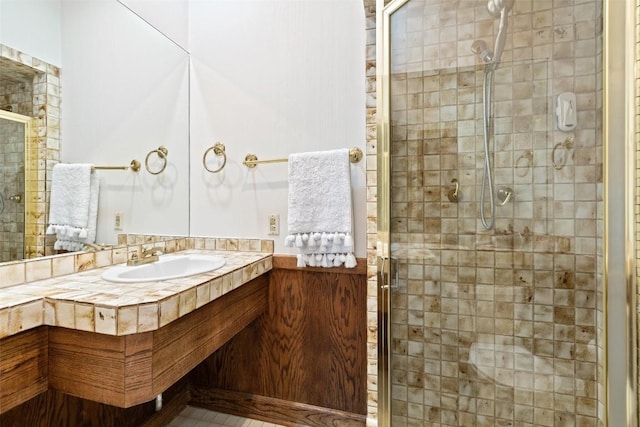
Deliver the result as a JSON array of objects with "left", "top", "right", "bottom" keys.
[
  {"left": 92, "top": 160, "right": 141, "bottom": 172},
  {"left": 243, "top": 147, "right": 363, "bottom": 168}
]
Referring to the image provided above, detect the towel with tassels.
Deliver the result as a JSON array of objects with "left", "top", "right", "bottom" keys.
[
  {"left": 284, "top": 149, "right": 357, "bottom": 268},
  {"left": 46, "top": 163, "right": 99, "bottom": 251}
]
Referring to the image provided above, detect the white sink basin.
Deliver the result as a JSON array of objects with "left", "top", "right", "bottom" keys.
[{"left": 101, "top": 254, "right": 226, "bottom": 283}]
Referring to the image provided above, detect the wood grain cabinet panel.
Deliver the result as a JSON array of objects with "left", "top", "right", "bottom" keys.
[
  {"left": 47, "top": 275, "right": 269, "bottom": 408},
  {"left": 0, "top": 327, "right": 48, "bottom": 413}
]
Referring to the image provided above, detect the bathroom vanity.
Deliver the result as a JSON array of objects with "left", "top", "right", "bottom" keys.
[
  {"left": 1, "top": 237, "right": 367, "bottom": 427},
  {"left": 0, "top": 242, "right": 272, "bottom": 413}
]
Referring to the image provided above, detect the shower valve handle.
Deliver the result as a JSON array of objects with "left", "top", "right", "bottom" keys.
[
  {"left": 447, "top": 179, "right": 459, "bottom": 203},
  {"left": 496, "top": 187, "right": 513, "bottom": 206}
]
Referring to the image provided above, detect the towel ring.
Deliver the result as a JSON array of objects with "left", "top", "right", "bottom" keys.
[
  {"left": 145, "top": 146, "right": 168, "bottom": 175},
  {"left": 552, "top": 137, "right": 574, "bottom": 170},
  {"left": 516, "top": 150, "right": 533, "bottom": 177},
  {"left": 203, "top": 142, "right": 227, "bottom": 173}
]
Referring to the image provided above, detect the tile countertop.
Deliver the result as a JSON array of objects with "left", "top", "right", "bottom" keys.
[{"left": 0, "top": 250, "right": 273, "bottom": 339}]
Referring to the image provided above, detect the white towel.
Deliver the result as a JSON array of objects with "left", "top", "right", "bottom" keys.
[
  {"left": 284, "top": 148, "right": 356, "bottom": 268},
  {"left": 46, "top": 163, "right": 100, "bottom": 251}
]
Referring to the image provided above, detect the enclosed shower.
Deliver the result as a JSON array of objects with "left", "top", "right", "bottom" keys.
[{"left": 375, "top": 0, "right": 621, "bottom": 425}]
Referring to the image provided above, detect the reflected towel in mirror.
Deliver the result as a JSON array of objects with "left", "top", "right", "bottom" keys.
[{"left": 46, "top": 163, "right": 100, "bottom": 251}]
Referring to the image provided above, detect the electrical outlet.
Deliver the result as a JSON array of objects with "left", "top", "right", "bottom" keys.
[
  {"left": 114, "top": 212, "right": 123, "bottom": 230},
  {"left": 268, "top": 214, "right": 279, "bottom": 235}
]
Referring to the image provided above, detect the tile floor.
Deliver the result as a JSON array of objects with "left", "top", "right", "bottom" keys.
[{"left": 168, "top": 406, "right": 287, "bottom": 427}]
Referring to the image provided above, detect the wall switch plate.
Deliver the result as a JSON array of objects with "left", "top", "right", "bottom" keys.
[
  {"left": 114, "top": 212, "right": 123, "bottom": 230},
  {"left": 268, "top": 214, "right": 279, "bottom": 235}
]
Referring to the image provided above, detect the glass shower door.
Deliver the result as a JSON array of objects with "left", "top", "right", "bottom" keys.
[{"left": 378, "top": 0, "right": 605, "bottom": 425}]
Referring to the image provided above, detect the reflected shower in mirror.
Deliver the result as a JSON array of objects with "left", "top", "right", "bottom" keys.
[{"left": 0, "top": 111, "right": 32, "bottom": 262}]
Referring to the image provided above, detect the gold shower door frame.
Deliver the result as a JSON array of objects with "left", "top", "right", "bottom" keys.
[
  {"left": 375, "top": 0, "right": 638, "bottom": 426},
  {"left": 0, "top": 109, "right": 37, "bottom": 261}
]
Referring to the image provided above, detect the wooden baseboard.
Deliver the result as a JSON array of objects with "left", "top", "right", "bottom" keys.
[{"left": 190, "top": 387, "right": 366, "bottom": 427}]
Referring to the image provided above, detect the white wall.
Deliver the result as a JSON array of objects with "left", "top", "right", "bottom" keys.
[
  {"left": 118, "top": 0, "right": 189, "bottom": 51},
  {"left": 189, "top": 0, "right": 367, "bottom": 256},
  {"left": 4, "top": 0, "right": 367, "bottom": 254},
  {"left": 60, "top": 0, "right": 190, "bottom": 244},
  {"left": 0, "top": 0, "right": 62, "bottom": 66}
]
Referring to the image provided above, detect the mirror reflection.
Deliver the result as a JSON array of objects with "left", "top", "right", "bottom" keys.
[
  {"left": 0, "top": 110, "right": 31, "bottom": 262},
  {"left": 0, "top": 0, "right": 190, "bottom": 262}
]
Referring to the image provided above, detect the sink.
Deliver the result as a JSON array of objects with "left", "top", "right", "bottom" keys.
[{"left": 101, "top": 254, "right": 226, "bottom": 283}]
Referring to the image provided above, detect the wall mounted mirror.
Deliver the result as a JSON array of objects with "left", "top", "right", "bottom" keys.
[{"left": 0, "top": 0, "right": 190, "bottom": 262}]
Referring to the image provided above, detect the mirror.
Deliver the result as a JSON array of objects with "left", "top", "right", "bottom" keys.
[{"left": 0, "top": 0, "right": 190, "bottom": 262}]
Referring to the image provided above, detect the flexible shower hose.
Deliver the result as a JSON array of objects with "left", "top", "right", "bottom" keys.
[{"left": 480, "top": 69, "right": 496, "bottom": 230}]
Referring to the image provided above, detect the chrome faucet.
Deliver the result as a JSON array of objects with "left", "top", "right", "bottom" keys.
[{"left": 127, "top": 246, "right": 163, "bottom": 266}]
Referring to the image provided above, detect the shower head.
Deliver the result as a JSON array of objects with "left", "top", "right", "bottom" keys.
[
  {"left": 487, "top": 0, "right": 514, "bottom": 17},
  {"left": 482, "top": 0, "right": 513, "bottom": 71}
]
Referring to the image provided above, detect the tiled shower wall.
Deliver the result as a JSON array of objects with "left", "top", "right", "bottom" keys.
[
  {"left": 0, "top": 45, "right": 61, "bottom": 260},
  {"left": 366, "top": 0, "right": 604, "bottom": 425}
]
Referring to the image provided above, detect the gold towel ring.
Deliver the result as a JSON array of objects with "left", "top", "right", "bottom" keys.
[
  {"left": 552, "top": 137, "right": 574, "bottom": 170},
  {"left": 203, "top": 142, "right": 227, "bottom": 173},
  {"left": 145, "top": 146, "right": 168, "bottom": 175},
  {"left": 516, "top": 150, "right": 533, "bottom": 177}
]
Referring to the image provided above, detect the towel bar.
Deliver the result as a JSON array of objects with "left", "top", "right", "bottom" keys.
[
  {"left": 92, "top": 160, "right": 141, "bottom": 172},
  {"left": 243, "top": 147, "right": 363, "bottom": 168}
]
